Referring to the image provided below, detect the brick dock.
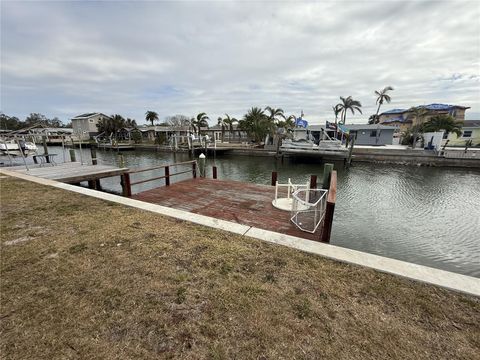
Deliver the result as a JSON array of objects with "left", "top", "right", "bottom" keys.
[{"left": 132, "top": 178, "right": 318, "bottom": 240}]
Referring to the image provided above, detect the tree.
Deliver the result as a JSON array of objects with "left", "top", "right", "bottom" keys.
[
  {"left": 406, "top": 107, "right": 429, "bottom": 149},
  {"left": 374, "top": 86, "right": 394, "bottom": 121},
  {"left": 145, "top": 111, "right": 158, "bottom": 126},
  {"left": 125, "top": 118, "right": 137, "bottom": 128},
  {"left": 222, "top": 114, "right": 238, "bottom": 140},
  {"left": 238, "top": 107, "right": 272, "bottom": 143},
  {"left": 264, "top": 106, "right": 285, "bottom": 124},
  {"left": 191, "top": 112, "right": 209, "bottom": 134},
  {"left": 0, "top": 113, "right": 22, "bottom": 130},
  {"left": 277, "top": 114, "right": 296, "bottom": 130},
  {"left": 165, "top": 114, "right": 191, "bottom": 127},
  {"left": 423, "top": 114, "right": 463, "bottom": 137},
  {"left": 336, "top": 96, "right": 362, "bottom": 125},
  {"left": 217, "top": 116, "right": 225, "bottom": 142},
  {"left": 97, "top": 114, "right": 126, "bottom": 139}
]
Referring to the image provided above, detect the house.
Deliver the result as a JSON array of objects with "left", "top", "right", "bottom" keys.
[
  {"left": 341, "top": 124, "right": 397, "bottom": 146},
  {"left": 379, "top": 104, "right": 470, "bottom": 131},
  {"left": 444, "top": 120, "right": 480, "bottom": 147},
  {"left": 71, "top": 113, "right": 110, "bottom": 140}
]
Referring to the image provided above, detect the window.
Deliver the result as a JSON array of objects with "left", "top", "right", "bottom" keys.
[
  {"left": 370, "top": 130, "right": 377, "bottom": 137},
  {"left": 462, "top": 130, "right": 472, "bottom": 138},
  {"left": 443, "top": 132, "right": 449, "bottom": 139},
  {"left": 89, "top": 119, "right": 94, "bottom": 123}
]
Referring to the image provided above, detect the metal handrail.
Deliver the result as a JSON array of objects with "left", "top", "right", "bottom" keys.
[{"left": 292, "top": 188, "right": 328, "bottom": 207}]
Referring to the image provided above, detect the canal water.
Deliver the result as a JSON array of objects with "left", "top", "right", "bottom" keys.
[{"left": 19, "top": 146, "right": 480, "bottom": 277}]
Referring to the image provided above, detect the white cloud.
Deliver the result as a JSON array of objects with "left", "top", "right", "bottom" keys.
[{"left": 1, "top": 0, "right": 479, "bottom": 124}]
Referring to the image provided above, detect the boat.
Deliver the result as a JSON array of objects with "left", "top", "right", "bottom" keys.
[
  {"left": 0, "top": 139, "right": 38, "bottom": 157},
  {"left": 280, "top": 129, "right": 347, "bottom": 153}
]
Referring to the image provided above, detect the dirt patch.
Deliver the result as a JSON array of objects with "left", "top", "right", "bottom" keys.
[{"left": 1, "top": 176, "right": 479, "bottom": 360}]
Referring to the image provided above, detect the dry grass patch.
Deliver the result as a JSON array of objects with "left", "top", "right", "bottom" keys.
[{"left": 0, "top": 176, "right": 479, "bottom": 359}]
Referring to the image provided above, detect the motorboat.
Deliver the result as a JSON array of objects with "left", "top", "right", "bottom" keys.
[
  {"left": 280, "top": 130, "right": 347, "bottom": 153},
  {"left": 0, "top": 139, "right": 38, "bottom": 157}
]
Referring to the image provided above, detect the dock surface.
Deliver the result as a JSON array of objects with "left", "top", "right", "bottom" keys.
[
  {"left": 132, "top": 178, "right": 318, "bottom": 240},
  {"left": 6, "top": 162, "right": 129, "bottom": 183}
]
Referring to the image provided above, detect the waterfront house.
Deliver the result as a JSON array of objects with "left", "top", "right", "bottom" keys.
[
  {"left": 341, "top": 124, "right": 397, "bottom": 146},
  {"left": 444, "top": 120, "right": 480, "bottom": 147},
  {"left": 71, "top": 113, "right": 111, "bottom": 140},
  {"left": 379, "top": 104, "right": 470, "bottom": 131}
]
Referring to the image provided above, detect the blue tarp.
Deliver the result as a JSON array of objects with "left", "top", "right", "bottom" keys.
[{"left": 295, "top": 118, "right": 308, "bottom": 128}]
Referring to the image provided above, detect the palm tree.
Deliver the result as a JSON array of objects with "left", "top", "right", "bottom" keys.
[
  {"left": 423, "top": 115, "right": 463, "bottom": 137},
  {"left": 217, "top": 116, "right": 225, "bottom": 142},
  {"left": 264, "top": 106, "right": 285, "bottom": 124},
  {"left": 336, "top": 96, "right": 362, "bottom": 125},
  {"left": 407, "top": 106, "right": 429, "bottom": 149},
  {"left": 239, "top": 107, "right": 272, "bottom": 143},
  {"left": 191, "top": 112, "right": 209, "bottom": 135},
  {"left": 223, "top": 114, "right": 238, "bottom": 140},
  {"left": 277, "top": 114, "right": 296, "bottom": 130},
  {"left": 374, "top": 86, "right": 394, "bottom": 121},
  {"left": 145, "top": 111, "right": 158, "bottom": 126},
  {"left": 125, "top": 118, "right": 137, "bottom": 128}
]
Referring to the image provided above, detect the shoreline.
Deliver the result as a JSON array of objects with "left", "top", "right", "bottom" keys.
[{"left": 129, "top": 144, "right": 480, "bottom": 168}]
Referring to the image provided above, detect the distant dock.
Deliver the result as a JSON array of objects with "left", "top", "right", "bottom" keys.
[{"left": 6, "top": 162, "right": 129, "bottom": 185}]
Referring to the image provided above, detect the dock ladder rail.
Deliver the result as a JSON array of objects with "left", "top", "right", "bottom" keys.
[
  {"left": 290, "top": 188, "right": 329, "bottom": 233},
  {"left": 272, "top": 178, "right": 310, "bottom": 211}
]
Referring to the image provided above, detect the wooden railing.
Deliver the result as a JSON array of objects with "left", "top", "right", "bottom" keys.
[{"left": 121, "top": 160, "right": 197, "bottom": 197}]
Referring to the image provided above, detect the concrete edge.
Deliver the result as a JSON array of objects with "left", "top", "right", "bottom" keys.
[{"left": 1, "top": 168, "right": 479, "bottom": 297}]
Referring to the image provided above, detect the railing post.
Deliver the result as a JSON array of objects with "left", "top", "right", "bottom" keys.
[
  {"left": 271, "top": 171, "right": 278, "bottom": 186},
  {"left": 310, "top": 175, "right": 317, "bottom": 189},
  {"left": 212, "top": 166, "right": 217, "bottom": 179},
  {"left": 165, "top": 165, "right": 170, "bottom": 186},
  {"left": 121, "top": 173, "right": 132, "bottom": 197},
  {"left": 192, "top": 162, "right": 197, "bottom": 178}
]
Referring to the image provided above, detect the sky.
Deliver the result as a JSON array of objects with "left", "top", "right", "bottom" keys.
[{"left": 1, "top": 0, "right": 479, "bottom": 125}]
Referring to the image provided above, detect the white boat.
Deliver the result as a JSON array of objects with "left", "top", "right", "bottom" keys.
[
  {"left": 0, "top": 140, "right": 38, "bottom": 157},
  {"left": 280, "top": 130, "right": 347, "bottom": 153}
]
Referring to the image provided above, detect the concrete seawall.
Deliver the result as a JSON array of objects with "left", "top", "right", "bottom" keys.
[{"left": 130, "top": 144, "right": 480, "bottom": 168}]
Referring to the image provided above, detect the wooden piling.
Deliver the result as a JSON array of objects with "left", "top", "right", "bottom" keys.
[
  {"left": 192, "top": 162, "right": 197, "bottom": 178},
  {"left": 165, "top": 166, "right": 170, "bottom": 186},
  {"left": 69, "top": 149, "right": 76, "bottom": 162},
  {"left": 310, "top": 175, "right": 317, "bottom": 189},
  {"left": 213, "top": 166, "right": 217, "bottom": 179},
  {"left": 347, "top": 136, "right": 356, "bottom": 166},
  {"left": 322, "top": 163, "right": 333, "bottom": 189},
  {"left": 121, "top": 173, "right": 132, "bottom": 197},
  {"left": 42, "top": 136, "right": 49, "bottom": 163},
  {"left": 320, "top": 170, "right": 337, "bottom": 243},
  {"left": 271, "top": 171, "right": 278, "bottom": 186},
  {"left": 90, "top": 148, "right": 97, "bottom": 165}
]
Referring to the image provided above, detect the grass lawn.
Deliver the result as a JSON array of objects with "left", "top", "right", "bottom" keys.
[{"left": 0, "top": 176, "right": 479, "bottom": 359}]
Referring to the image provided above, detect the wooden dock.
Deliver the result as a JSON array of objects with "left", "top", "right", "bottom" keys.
[
  {"left": 6, "top": 162, "right": 129, "bottom": 184},
  {"left": 132, "top": 178, "right": 319, "bottom": 240}
]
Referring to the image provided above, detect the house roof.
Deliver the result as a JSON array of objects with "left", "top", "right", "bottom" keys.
[
  {"left": 72, "top": 113, "right": 109, "bottom": 120},
  {"left": 381, "top": 116, "right": 412, "bottom": 124},
  {"left": 380, "top": 103, "right": 470, "bottom": 116},
  {"left": 343, "top": 124, "right": 398, "bottom": 131}
]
